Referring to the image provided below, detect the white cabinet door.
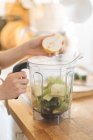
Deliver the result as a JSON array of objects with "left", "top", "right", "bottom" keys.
[
  {"left": 0, "top": 101, "right": 27, "bottom": 140},
  {"left": 0, "top": 101, "right": 10, "bottom": 140},
  {"left": 8, "top": 115, "right": 27, "bottom": 140}
]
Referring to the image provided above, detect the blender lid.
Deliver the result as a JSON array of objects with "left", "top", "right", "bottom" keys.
[{"left": 28, "top": 51, "right": 82, "bottom": 66}]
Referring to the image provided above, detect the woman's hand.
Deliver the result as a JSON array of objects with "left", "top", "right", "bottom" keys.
[
  {"left": 0, "top": 71, "right": 28, "bottom": 99},
  {"left": 23, "top": 35, "right": 54, "bottom": 56},
  {"left": 0, "top": 35, "right": 54, "bottom": 69}
]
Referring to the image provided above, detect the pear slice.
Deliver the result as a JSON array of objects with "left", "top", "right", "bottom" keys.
[
  {"left": 31, "top": 84, "right": 42, "bottom": 97},
  {"left": 42, "top": 34, "right": 65, "bottom": 54},
  {"left": 51, "top": 83, "right": 66, "bottom": 97}
]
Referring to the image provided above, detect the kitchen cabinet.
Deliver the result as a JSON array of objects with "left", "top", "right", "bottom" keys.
[{"left": 0, "top": 101, "right": 27, "bottom": 140}]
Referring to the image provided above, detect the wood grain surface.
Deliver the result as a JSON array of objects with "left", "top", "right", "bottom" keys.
[{"left": 8, "top": 95, "right": 93, "bottom": 140}]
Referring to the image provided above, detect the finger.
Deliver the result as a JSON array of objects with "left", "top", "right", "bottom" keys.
[
  {"left": 18, "top": 78, "right": 29, "bottom": 85},
  {"left": 17, "top": 88, "right": 27, "bottom": 95},
  {"left": 18, "top": 84, "right": 28, "bottom": 89},
  {"left": 14, "top": 71, "right": 27, "bottom": 79},
  {"left": 8, "top": 71, "right": 27, "bottom": 79},
  {"left": 15, "top": 85, "right": 27, "bottom": 96},
  {"left": 14, "top": 79, "right": 28, "bottom": 86}
]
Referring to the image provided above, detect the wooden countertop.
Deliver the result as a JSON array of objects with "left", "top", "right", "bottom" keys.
[{"left": 8, "top": 95, "right": 93, "bottom": 140}]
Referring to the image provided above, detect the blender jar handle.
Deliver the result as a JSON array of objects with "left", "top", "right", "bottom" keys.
[
  {"left": 13, "top": 61, "right": 28, "bottom": 72},
  {"left": 12, "top": 61, "right": 28, "bottom": 99}
]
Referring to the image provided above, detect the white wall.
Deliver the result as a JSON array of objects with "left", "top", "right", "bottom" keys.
[
  {"left": 59, "top": 0, "right": 93, "bottom": 71},
  {"left": 73, "top": 0, "right": 93, "bottom": 70}
]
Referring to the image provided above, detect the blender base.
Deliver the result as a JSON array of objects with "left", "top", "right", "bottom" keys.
[{"left": 33, "top": 109, "right": 71, "bottom": 125}]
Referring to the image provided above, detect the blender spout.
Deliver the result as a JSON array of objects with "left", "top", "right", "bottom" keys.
[
  {"left": 71, "top": 53, "right": 83, "bottom": 64},
  {"left": 54, "top": 52, "right": 83, "bottom": 65}
]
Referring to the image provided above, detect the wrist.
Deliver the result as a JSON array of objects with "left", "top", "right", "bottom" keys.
[
  {"left": 0, "top": 67, "right": 5, "bottom": 100},
  {"left": 0, "top": 84, "right": 6, "bottom": 100},
  {"left": 21, "top": 41, "right": 31, "bottom": 56}
]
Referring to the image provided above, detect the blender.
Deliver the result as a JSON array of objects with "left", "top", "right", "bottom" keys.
[{"left": 13, "top": 52, "right": 81, "bottom": 124}]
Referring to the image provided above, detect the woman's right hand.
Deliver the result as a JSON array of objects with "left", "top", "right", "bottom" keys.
[{"left": 0, "top": 71, "right": 28, "bottom": 99}]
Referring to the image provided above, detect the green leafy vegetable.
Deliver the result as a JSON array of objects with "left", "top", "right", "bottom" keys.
[{"left": 32, "top": 76, "right": 71, "bottom": 120}]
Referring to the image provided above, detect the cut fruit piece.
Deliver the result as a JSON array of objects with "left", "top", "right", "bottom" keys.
[
  {"left": 43, "top": 94, "right": 52, "bottom": 101},
  {"left": 31, "top": 84, "right": 42, "bottom": 97},
  {"left": 51, "top": 83, "right": 66, "bottom": 97},
  {"left": 42, "top": 34, "right": 65, "bottom": 54}
]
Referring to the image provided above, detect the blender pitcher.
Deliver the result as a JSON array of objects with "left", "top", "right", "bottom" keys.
[{"left": 13, "top": 52, "right": 82, "bottom": 124}]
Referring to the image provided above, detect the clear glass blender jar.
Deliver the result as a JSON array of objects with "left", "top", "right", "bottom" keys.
[
  {"left": 28, "top": 52, "right": 81, "bottom": 123},
  {"left": 13, "top": 52, "right": 81, "bottom": 124}
]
